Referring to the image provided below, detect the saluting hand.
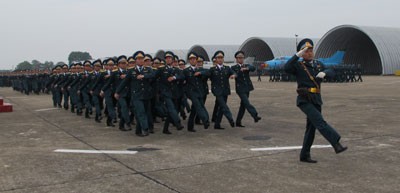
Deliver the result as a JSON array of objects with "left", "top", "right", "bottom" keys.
[
  {"left": 296, "top": 47, "right": 308, "bottom": 57},
  {"left": 137, "top": 75, "right": 144, "bottom": 80}
]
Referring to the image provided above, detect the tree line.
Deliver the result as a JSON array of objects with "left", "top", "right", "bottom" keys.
[{"left": 14, "top": 51, "right": 92, "bottom": 71}]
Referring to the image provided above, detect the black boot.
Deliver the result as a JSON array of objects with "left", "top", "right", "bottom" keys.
[
  {"left": 229, "top": 119, "right": 235, "bottom": 127},
  {"left": 300, "top": 156, "right": 318, "bottom": 163},
  {"left": 236, "top": 122, "right": 245, "bottom": 127},
  {"left": 71, "top": 106, "right": 75, "bottom": 113},
  {"left": 333, "top": 142, "right": 348, "bottom": 154},
  {"left": 106, "top": 117, "right": 115, "bottom": 127},
  {"left": 95, "top": 115, "right": 101, "bottom": 123},
  {"left": 85, "top": 110, "right": 90, "bottom": 119},
  {"left": 254, "top": 116, "right": 262, "bottom": 123}
]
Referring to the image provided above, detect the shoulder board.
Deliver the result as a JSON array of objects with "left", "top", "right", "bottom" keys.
[
  {"left": 100, "top": 69, "right": 106, "bottom": 73},
  {"left": 223, "top": 64, "right": 229, "bottom": 67},
  {"left": 128, "top": 66, "right": 135, "bottom": 70},
  {"left": 112, "top": 69, "right": 118, "bottom": 72},
  {"left": 158, "top": 65, "right": 165, "bottom": 68},
  {"left": 152, "top": 67, "right": 157, "bottom": 70}
]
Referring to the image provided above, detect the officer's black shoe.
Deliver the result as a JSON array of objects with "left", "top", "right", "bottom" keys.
[
  {"left": 143, "top": 130, "right": 149, "bottom": 136},
  {"left": 71, "top": 106, "right": 75, "bottom": 113},
  {"left": 58, "top": 104, "right": 62, "bottom": 108},
  {"left": 126, "top": 124, "right": 132, "bottom": 131},
  {"left": 113, "top": 118, "right": 117, "bottom": 123},
  {"left": 236, "top": 123, "right": 245, "bottom": 127},
  {"left": 254, "top": 116, "right": 262, "bottom": 123},
  {"left": 64, "top": 106, "right": 69, "bottom": 110},
  {"left": 211, "top": 118, "right": 215, "bottom": 123},
  {"left": 204, "top": 121, "right": 210, "bottom": 129},
  {"left": 163, "top": 130, "right": 172, "bottom": 135},
  {"left": 300, "top": 157, "right": 318, "bottom": 163},
  {"left": 229, "top": 120, "right": 235, "bottom": 127},
  {"left": 95, "top": 116, "right": 101, "bottom": 123},
  {"left": 214, "top": 126, "right": 225, "bottom": 130},
  {"left": 176, "top": 124, "right": 184, "bottom": 130},
  {"left": 149, "top": 128, "right": 154, "bottom": 134},
  {"left": 106, "top": 118, "right": 115, "bottom": 127},
  {"left": 333, "top": 142, "right": 348, "bottom": 154},
  {"left": 77, "top": 110, "right": 82, "bottom": 116},
  {"left": 188, "top": 128, "right": 196, "bottom": 132},
  {"left": 85, "top": 111, "right": 90, "bottom": 119}
]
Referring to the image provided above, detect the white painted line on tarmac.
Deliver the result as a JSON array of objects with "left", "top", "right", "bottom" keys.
[
  {"left": 35, "top": 108, "right": 59, "bottom": 112},
  {"left": 250, "top": 145, "right": 331, "bottom": 151},
  {"left": 5, "top": 96, "right": 28, "bottom": 99},
  {"left": 54, "top": 149, "right": 138, "bottom": 155}
]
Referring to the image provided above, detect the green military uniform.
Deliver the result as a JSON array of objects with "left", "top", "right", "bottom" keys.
[
  {"left": 284, "top": 38, "right": 347, "bottom": 163},
  {"left": 100, "top": 58, "right": 117, "bottom": 127},
  {"left": 78, "top": 61, "right": 93, "bottom": 118},
  {"left": 206, "top": 51, "right": 236, "bottom": 129},
  {"left": 231, "top": 51, "right": 261, "bottom": 127},
  {"left": 154, "top": 51, "right": 184, "bottom": 134},
  {"left": 183, "top": 52, "right": 210, "bottom": 131},
  {"left": 116, "top": 51, "right": 154, "bottom": 136},
  {"left": 103, "top": 55, "right": 131, "bottom": 131}
]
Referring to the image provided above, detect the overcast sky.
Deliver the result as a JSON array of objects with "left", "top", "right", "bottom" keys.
[{"left": 0, "top": 0, "right": 399, "bottom": 69}]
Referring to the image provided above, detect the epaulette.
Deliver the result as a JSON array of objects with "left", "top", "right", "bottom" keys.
[
  {"left": 128, "top": 66, "right": 135, "bottom": 70},
  {"left": 100, "top": 69, "right": 106, "bottom": 73},
  {"left": 112, "top": 69, "right": 118, "bottom": 72},
  {"left": 152, "top": 67, "right": 157, "bottom": 70},
  {"left": 158, "top": 65, "right": 165, "bottom": 68}
]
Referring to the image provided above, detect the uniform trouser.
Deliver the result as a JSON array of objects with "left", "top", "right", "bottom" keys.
[
  {"left": 298, "top": 102, "right": 341, "bottom": 158},
  {"left": 236, "top": 92, "right": 258, "bottom": 123},
  {"left": 81, "top": 90, "right": 92, "bottom": 110},
  {"left": 118, "top": 96, "right": 130, "bottom": 125},
  {"left": 214, "top": 95, "right": 233, "bottom": 126},
  {"left": 104, "top": 91, "right": 116, "bottom": 119},
  {"left": 63, "top": 89, "right": 70, "bottom": 108},
  {"left": 211, "top": 98, "right": 219, "bottom": 121},
  {"left": 92, "top": 94, "right": 102, "bottom": 116},
  {"left": 54, "top": 87, "right": 62, "bottom": 105},
  {"left": 188, "top": 95, "right": 209, "bottom": 130},
  {"left": 69, "top": 88, "right": 78, "bottom": 107},
  {"left": 195, "top": 95, "right": 207, "bottom": 123},
  {"left": 51, "top": 88, "right": 57, "bottom": 106},
  {"left": 132, "top": 99, "right": 151, "bottom": 133},
  {"left": 163, "top": 97, "right": 181, "bottom": 129}
]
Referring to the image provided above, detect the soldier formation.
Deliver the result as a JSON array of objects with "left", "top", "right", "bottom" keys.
[
  {"left": 267, "top": 64, "right": 363, "bottom": 83},
  {"left": 3, "top": 50, "right": 262, "bottom": 137}
]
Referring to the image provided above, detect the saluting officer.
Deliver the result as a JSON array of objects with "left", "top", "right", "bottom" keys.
[
  {"left": 284, "top": 39, "right": 347, "bottom": 163},
  {"left": 231, "top": 51, "right": 261, "bottom": 127}
]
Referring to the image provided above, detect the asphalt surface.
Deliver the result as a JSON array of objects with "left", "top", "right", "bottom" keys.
[{"left": 0, "top": 76, "right": 399, "bottom": 193}]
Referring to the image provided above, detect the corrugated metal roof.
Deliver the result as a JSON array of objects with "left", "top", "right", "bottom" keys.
[{"left": 315, "top": 25, "right": 400, "bottom": 75}]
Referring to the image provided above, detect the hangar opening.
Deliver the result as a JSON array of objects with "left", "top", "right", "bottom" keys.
[{"left": 316, "top": 26, "right": 382, "bottom": 75}]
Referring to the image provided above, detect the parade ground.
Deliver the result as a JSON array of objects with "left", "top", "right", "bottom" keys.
[{"left": 0, "top": 76, "right": 399, "bottom": 193}]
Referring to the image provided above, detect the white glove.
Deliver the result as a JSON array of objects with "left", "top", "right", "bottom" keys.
[
  {"left": 296, "top": 47, "right": 308, "bottom": 57},
  {"left": 316, "top": 72, "right": 326, "bottom": 79}
]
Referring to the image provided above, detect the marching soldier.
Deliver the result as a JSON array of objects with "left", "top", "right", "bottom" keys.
[
  {"left": 284, "top": 39, "right": 347, "bottom": 163},
  {"left": 231, "top": 51, "right": 261, "bottom": 127},
  {"left": 115, "top": 51, "right": 154, "bottom": 136},
  {"left": 78, "top": 61, "right": 93, "bottom": 119},
  {"left": 101, "top": 56, "right": 131, "bottom": 131},
  {"left": 154, "top": 51, "right": 184, "bottom": 134},
  {"left": 183, "top": 52, "right": 210, "bottom": 132},
  {"left": 206, "top": 51, "right": 236, "bottom": 129},
  {"left": 90, "top": 59, "right": 104, "bottom": 123},
  {"left": 100, "top": 58, "right": 117, "bottom": 127}
]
